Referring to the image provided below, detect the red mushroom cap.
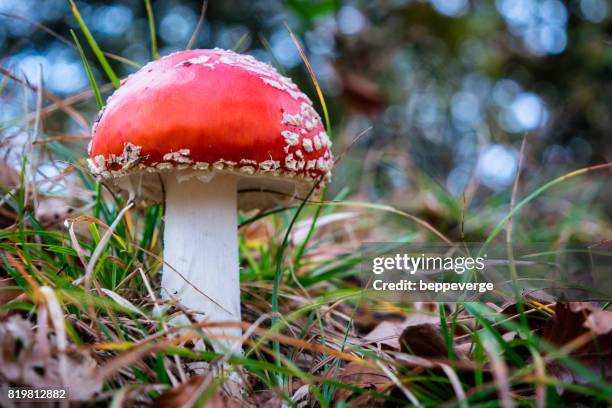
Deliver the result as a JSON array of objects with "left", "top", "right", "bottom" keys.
[{"left": 88, "top": 48, "right": 333, "bottom": 208}]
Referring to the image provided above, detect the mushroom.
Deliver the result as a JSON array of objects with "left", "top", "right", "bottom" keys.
[{"left": 88, "top": 48, "right": 333, "bottom": 351}]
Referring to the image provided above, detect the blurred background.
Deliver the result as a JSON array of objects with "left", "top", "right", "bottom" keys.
[{"left": 1, "top": 0, "right": 610, "bottom": 241}]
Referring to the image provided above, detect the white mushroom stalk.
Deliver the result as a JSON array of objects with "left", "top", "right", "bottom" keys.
[{"left": 162, "top": 174, "right": 241, "bottom": 352}]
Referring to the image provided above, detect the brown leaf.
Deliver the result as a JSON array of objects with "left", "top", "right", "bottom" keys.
[
  {"left": 252, "top": 390, "right": 282, "bottom": 408},
  {"left": 543, "top": 302, "right": 612, "bottom": 343},
  {"left": 208, "top": 393, "right": 244, "bottom": 408},
  {"left": 363, "top": 321, "right": 405, "bottom": 349},
  {"left": 364, "top": 312, "right": 439, "bottom": 349},
  {"left": 333, "top": 362, "right": 390, "bottom": 406},
  {"left": 542, "top": 302, "right": 612, "bottom": 385},
  {"left": 399, "top": 323, "right": 450, "bottom": 357},
  {"left": 499, "top": 299, "right": 551, "bottom": 332},
  {"left": 153, "top": 376, "right": 242, "bottom": 408},
  {"left": 352, "top": 303, "right": 388, "bottom": 333},
  {"left": 153, "top": 376, "right": 203, "bottom": 408},
  {"left": 0, "top": 315, "right": 102, "bottom": 401}
]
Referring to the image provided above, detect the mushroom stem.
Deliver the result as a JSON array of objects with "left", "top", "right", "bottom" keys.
[{"left": 162, "top": 174, "right": 242, "bottom": 352}]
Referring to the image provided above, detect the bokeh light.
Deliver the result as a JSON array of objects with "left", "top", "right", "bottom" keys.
[
  {"left": 496, "top": 0, "right": 568, "bottom": 55},
  {"left": 0, "top": 0, "right": 609, "bottom": 203},
  {"left": 476, "top": 144, "right": 518, "bottom": 190}
]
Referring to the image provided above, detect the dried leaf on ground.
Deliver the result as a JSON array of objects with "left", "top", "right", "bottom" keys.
[
  {"left": 499, "top": 289, "right": 555, "bottom": 331},
  {"left": 252, "top": 390, "right": 282, "bottom": 408},
  {"left": 542, "top": 302, "right": 612, "bottom": 385},
  {"left": 364, "top": 312, "right": 439, "bottom": 349},
  {"left": 333, "top": 362, "right": 391, "bottom": 406},
  {"left": 399, "top": 323, "right": 450, "bottom": 357},
  {"left": 499, "top": 300, "right": 552, "bottom": 332},
  {"left": 0, "top": 315, "right": 102, "bottom": 400},
  {"left": 153, "top": 375, "right": 242, "bottom": 408},
  {"left": 153, "top": 376, "right": 203, "bottom": 408}
]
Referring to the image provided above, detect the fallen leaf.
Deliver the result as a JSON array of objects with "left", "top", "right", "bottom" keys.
[
  {"left": 399, "top": 323, "right": 450, "bottom": 357},
  {"left": 208, "top": 392, "right": 244, "bottom": 408},
  {"left": 364, "top": 312, "right": 439, "bottom": 349},
  {"left": 291, "top": 383, "right": 310, "bottom": 407},
  {"left": 153, "top": 375, "right": 243, "bottom": 408},
  {"left": 499, "top": 299, "right": 551, "bottom": 332},
  {"left": 153, "top": 376, "right": 204, "bottom": 408},
  {"left": 333, "top": 362, "right": 390, "bottom": 406},
  {"left": 0, "top": 315, "right": 102, "bottom": 401},
  {"left": 543, "top": 302, "right": 612, "bottom": 344},
  {"left": 542, "top": 302, "right": 612, "bottom": 386},
  {"left": 252, "top": 390, "right": 282, "bottom": 408},
  {"left": 363, "top": 321, "right": 405, "bottom": 349}
]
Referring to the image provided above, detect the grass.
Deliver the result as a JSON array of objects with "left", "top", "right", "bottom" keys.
[
  {"left": 69, "top": 0, "right": 120, "bottom": 88},
  {"left": 1, "top": 4, "right": 611, "bottom": 407},
  {"left": 2, "top": 163, "right": 611, "bottom": 406}
]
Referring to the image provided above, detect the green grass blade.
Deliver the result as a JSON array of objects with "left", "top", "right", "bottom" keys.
[
  {"left": 144, "top": 0, "right": 160, "bottom": 60},
  {"left": 463, "top": 303, "right": 526, "bottom": 366},
  {"left": 481, "top": 162, "right": 612, "bottom": 252},
  {"left": 439, "top": 304, "right": 456, "bottom": 361},
  {"left": 271, "top": 178, "right": 325, "bottom": 379},
  {"left": 292, "top": 189, "right": 326, "bottom": 270},
  {"left": 70, "top": 30, "right": 103, "bottom": 109},
  {"left": 69, "top": 0, "right": 120, "bottom": 88}
]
